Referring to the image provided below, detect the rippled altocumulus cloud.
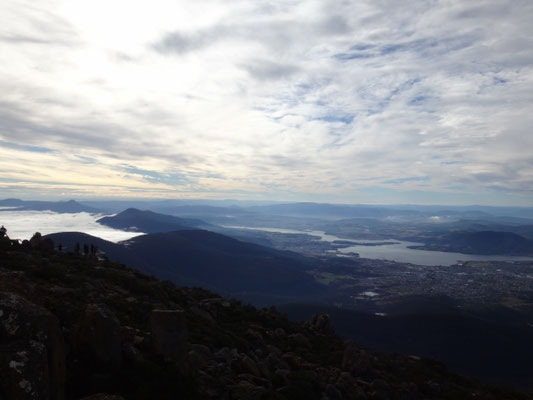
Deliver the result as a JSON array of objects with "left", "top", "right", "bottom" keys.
[{"left": 0, "top": 0, "right": 532, "bottom": 205}]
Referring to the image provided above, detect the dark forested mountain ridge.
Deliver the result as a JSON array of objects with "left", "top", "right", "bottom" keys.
[
  {"left": 46, "top": 229, "right": 325, "bottom": 304},
  {"left": 280, "top": 299, "right": 533, "bottom": 392},
  {"left": 96, "top": 208, "right": 210, "bottom": 232}
]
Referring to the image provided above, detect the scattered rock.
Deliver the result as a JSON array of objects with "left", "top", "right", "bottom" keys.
[
  {"left": 342, "top": 342, "right": 371, "bottom": 376},
  {"left": 40, "top": 238, "right": 55, "bottom": 252},
  {"left": 266, "top": 344, "right": 282, "bottom": 357},
  {"left": 281, "top": 352, "right": 303, "bottom": 369},
  {"left": 371, "top": 378, "right": 389, "bottom": 391},
  {"left": 190, "top": 343, "right": 212, "bottom": 357},
  {"left": 246, "top": 328, "right": 264, "bottom": 342},
  {"left": 29, "top": 233, "right": 42, "bottom": 249},
  {"left": 189, "top": 305, "right": 216, "bottom": 324},
  {"left": 288, "top": 333, "right": 311, "bottom": 348},
  {"left": 20, "top": 240, "right": 32, "bottom": 251},
  {"left": 0, "top": 340, "right": 50, "bottom": 400},
  {"left": 76, "top": 303, "right": 122, "bottom": 368},
  {"left": 28, "top": 233, "right": 54, "bottom": 252},
  {"left": 256, "top": 360, "right": 271, "bottom": 379},
  {"left": 325, "top": 383, "right": 343, "bottom": 400},
  {"left": 307, "top": 314, "right": 335, "bottom": 336},
  {"left": 150, "top": 309, "right": 188, "bottom": 373},
  {"left": 266, "top": 351, "right": 289, "bottom": 371},
  {"left": 189, "top": 344, "right": 213, "bottom": 371},
  {"left": 78, "top": 394, "right": 125, "bottom": 400},
  {"left": 0, "top": 236, "right": 11, "bottom": 250},
  {"left": 273, "top": 327, "right": 286, "bottom": 340},
  {"left": 240, "top": 354, "right": 261, "bottom": 377},
  {"left": 274, "top": 368, "right": 291, "bottom": 384},
  {"left": 0, "top": 291, "right": 66, "bottom": 400},
  {"left": 214, "top": 347, "right": 232, "bottom": 363},
  {"left": 122, "top": 343, "right": 143, "bottom": 363},
  {"left": 189, "top": 350, "right": 208, "bottom": 371},
  {"left": 230, "top": 380, "right": 266, "bottom": 400}
]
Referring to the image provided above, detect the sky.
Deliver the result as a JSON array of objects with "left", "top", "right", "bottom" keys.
[{"left": 1, "top": 0, "right": 532, "bottom": 205}]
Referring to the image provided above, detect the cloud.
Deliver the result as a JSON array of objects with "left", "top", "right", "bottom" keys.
[
  {"left": 153, "top": 30, "right": 218, "bottom": 54},
  {"left": 335, "top": 33, "right": 478, "bottom": 60},
  {"left": 0, "top": 1, "right": 80, "bottom": 47},
  {"left": 1, "top": 0, "right": 532, "bottom": 205},
  {"left": 242, "top": 60, "right": 301, "bottom": 81},
  {"left": 0, "top": 210, "right": 143, "bottom": 241}
]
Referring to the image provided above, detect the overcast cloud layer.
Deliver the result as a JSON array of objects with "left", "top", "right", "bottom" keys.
[{"left": 1, "top": 0, "right": 532, "bottom": 205}]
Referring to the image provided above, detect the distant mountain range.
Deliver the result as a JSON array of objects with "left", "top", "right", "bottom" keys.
[
  {"left": 3, "top": 198, "right": 533, "bottom": 220},
  {"left": 18, "top": 198, "right": 517, "bottom": 221},
  {"left": 412, "top": 230, "right": 533, "bottom": 255},
  {"left": 0, "top": 198, "right": 101, "bottom": 213},
  {"left": 46, "top": 229, "right": 326, "bottom": 305},
  {"left": 4, "top": 199, "right": 533, "bottom": 257}
]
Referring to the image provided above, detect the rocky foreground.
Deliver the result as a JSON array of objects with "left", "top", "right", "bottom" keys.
[{"left": 0, "top": 238, "right": 531, "bottom": 400}]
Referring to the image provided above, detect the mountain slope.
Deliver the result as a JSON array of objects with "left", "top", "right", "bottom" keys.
[
  {"left": 3, "top": 246, "right": 531, "bottom": 399},
  {"left": 97, "top": 208, "right": 210, "bottom": 232},
  {"left": 280, "top": 301, "right": 533, "bottom": 392},
  {"left": 46, "top": 230, "right": 325, "bottom": 304}
]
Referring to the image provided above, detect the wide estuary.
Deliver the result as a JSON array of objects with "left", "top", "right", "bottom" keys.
[{"left": 224, "top": 226, "right": 533, "bottom": 266}]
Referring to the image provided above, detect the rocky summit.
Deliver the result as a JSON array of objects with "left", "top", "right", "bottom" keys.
[{"left": 0, "top": 237, "right": 532, "bottom": 400}]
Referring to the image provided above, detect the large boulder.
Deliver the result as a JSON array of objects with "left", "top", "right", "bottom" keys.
[
  {"left": 27, "top": 232, "right": 54, "bottom": 251},
  {"left": 188, "top": 344, "right": 212, "bottom": 371},
  {"left": 75, "top": 304, "right": 122, "bottom": 369},
  {"left": 306, "top": 314, "right": 335, "bottom": 336},
  {"left": 0, "top": 236, "right": 11, "bottom": 250},
  {"left": 150, "top": 309, "right": 188, "bottom": 373},
  {"left": 288, "top": 333, "right": 311, "bottom": 349},
  {"left": 0, "top": 340, "right": 50, "bottom": 400},
  {"left": 0, "top": 291, "right": 66, "bottom": 400},
  {"left": 29, "top": 233, "right": 42, "bottom": 249},
  {"left": 229, "top": 380, "right": 266, "bottom": 400},
  {"left": 39, "top": 238, "right": 55, "bottom": 252},
  {"left": 342, "top": 341, "right": 372, "bottom": 377}
]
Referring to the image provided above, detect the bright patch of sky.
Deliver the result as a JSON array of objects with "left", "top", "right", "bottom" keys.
[
  {"left": 0, "top": 210, "right": 143, "bottom": 242},
  {"left": 1, "top": 0, "right": 532, "bottom": 205}
]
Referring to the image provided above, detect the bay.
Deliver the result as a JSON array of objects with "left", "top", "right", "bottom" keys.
[{"left": 223, "top": 225, "right": 533, "bottom": 266}]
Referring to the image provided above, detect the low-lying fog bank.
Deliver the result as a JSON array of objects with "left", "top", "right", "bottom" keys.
[{"left": 0, "top": 210, "right": 144, "bottom": 242}]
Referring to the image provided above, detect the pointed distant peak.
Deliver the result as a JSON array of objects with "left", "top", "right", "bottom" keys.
[
  {"left": 0, "top": 198, "right": 24, "bottom": 205},
  {"left": 97, "top": 207, "right": 209, "bottom": 233},
  {"left": 114, "top": 208, "right": 159, "bottom": 218},
  {"left": 121, "top": 208, "right": 146, "bottom": 214}
]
